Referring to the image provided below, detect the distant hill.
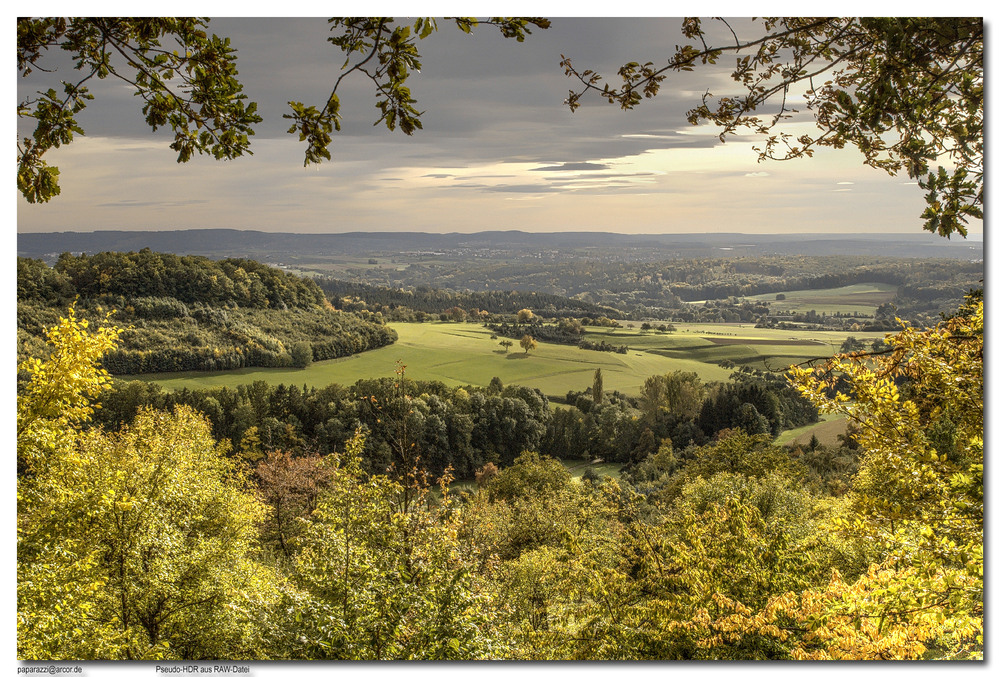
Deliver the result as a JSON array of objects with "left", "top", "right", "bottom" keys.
[{"left": 17, "top": 228, "right": 983, "bottom": 261}]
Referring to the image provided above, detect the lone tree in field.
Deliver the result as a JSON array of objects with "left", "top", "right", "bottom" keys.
[
  {"left": 520, "top": 335, "right": 538, "bottom": 355},
  {"left": 498, "top": 339, "right": 514, "bottom": 354},
  {"left": 592, "top": 368, "right": 604, "bottom": 406}
]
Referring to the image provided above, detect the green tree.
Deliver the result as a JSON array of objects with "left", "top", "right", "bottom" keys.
[
  {"left": 17, "top": 18, "right": 261, "bottom": 204},
  {"left": 275, "top": 435, "right": 499, "bottom": 659},
  {"left": 592, "top": 368, "right": 604, "bottom": 405},
  {"left": 561, "top": 18, "right": 983, "bottom": 238},
  {"left": 289, "top": 340, "right": 313, "bottom": 368},
  {"left": 640, "top": 371, "right": 704, "bottom": 420}
]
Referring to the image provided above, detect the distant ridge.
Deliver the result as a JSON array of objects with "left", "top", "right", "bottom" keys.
[{"left": 17, "top": 228, "right": 982, "bottom": 261}]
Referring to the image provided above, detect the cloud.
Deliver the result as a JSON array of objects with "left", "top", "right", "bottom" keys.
[
  {"left": 97, "top": 199, "right": 210, "bottom": 208},
  {"left": 529, "top": 162, "right": 611, "bottom": 172}
]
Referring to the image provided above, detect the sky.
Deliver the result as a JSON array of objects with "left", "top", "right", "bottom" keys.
[{"left": 12, "top": 13, "right": 984, "bottom": 237}]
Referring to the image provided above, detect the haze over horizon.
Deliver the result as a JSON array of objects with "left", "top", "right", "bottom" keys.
[{"left": 15, "top": 16, "right": 979, "bottom": 239}]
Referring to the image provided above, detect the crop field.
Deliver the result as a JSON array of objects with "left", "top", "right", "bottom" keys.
[
  {"left": 585, "top": 323, "right": 887, "bottom": 372},
  {"left": 127, "top": 321, "right": 887, "bottom": 400},
  {"left": 740, "top": 282, "right": 899, "bottom": 315}
]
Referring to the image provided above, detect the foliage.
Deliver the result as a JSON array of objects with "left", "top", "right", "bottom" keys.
[
  {"left": 17, "top": 305, "right": 122, "bottom": 472},
  {"left": 95, "top": 376, "right": 553, "bottom": 480},
  {"left": 285, "top": 17, "right": 548, "bottom": 165},
  {"left": 26, "top": 251, "right": 326, "bottom": 309},
  {"left": 17, "top": 18, "right": 260, "bottom": 203},
  {"left": 639, "top": 371, "right": 704, "bottom": 419},
  {"left": 579, "top": 339, "right": 628, "bottom": 354},
  {"left": 273, "top": 435, "right": 500, "bottom": 659},
  {"left": 18, "top": 17, "right": 550, "bottom": 202},
  {"left": 319, "top": 277, "right": 622, "bottom": 321},
  {"left": 18, "top": 311, "right": 280, "bottom": 660},
  {"left": 18, "top": 254, "right": 396, "bottom": 374},
  {"left": 592, "top": 368, "right": 603, "bottom": 406},
  {"left": 562, "top": 18, "right": 983, "bottom": 237},
  {"left": 788, "top": 295, "right": 983, "bottom": 657},
  {"left": 255, "top": 450, "right": 333, "bottom": 558}
]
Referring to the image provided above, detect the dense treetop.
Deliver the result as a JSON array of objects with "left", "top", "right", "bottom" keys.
[{"left": 20, "top": 250, "right": 327, "bottom": 310}]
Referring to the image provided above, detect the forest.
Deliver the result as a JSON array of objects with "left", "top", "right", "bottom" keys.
[{"left": 17, "top": 253, "right": 397, "bottom": 374}]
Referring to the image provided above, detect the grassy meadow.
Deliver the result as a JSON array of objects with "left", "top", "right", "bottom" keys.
[
  {"left": 126, "top": 320, "right": 888, "bottom": 401},
  {"left": 740, "top": 282, "right": 898, "bottom": 314},
  {"left": 774, "top": 413, "right": 850, "bottom": 447}
]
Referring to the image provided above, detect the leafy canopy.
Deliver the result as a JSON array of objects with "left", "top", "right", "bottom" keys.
[
  {"left": 17, "top": 309, "right": 280, "bottom": 660},
  {"left": 18, "top": 17, "right": 549, "bottom": 203},
  {"left": 561, "top": 18, "right": 983, "bottom": 238},
  {"left": 787, "top": 295, "right": 983, "bottom": 658},
  {"left": 17, "top": 18, "right": 261, "bottom": 204}
]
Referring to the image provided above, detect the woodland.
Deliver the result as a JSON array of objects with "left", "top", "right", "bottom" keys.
[{"left": 17, "top": 252, "right": 396, "bottom": 374}]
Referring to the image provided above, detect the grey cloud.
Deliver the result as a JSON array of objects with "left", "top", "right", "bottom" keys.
[{"left": 530, "top": 162, "right": 611, "bottom": 172}]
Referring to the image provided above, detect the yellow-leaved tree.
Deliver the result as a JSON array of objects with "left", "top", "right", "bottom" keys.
[
  {"left": 782, "top": 296, "right": 983, "bottom": 659},
  {"left": 18, "top": 309, "right": 282, "bottom": 659}
]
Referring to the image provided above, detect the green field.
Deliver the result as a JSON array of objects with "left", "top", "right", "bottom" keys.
[
  {"left": 774, "top": 414, "right": 849, "bottom": 447},
  {"left": 126, "top": 321, "right": 886, "bottom": 400},
  {"left": 740, "top": 282, "right": 898, "bottom": 315}
]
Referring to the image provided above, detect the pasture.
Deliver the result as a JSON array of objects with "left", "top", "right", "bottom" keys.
[
  {"left": 127, "top": 321, "right": 886, "bottom": 401},
  {"left": 774, "top": 414, "right": 850, "bottom": 447},
  {"left": 740, "top": 282, "right": 898, "bottom": 315}
]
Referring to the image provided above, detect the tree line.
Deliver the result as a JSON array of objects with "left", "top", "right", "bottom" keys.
[{"left": 319, "top": 277, "right": 624, "bottom": 320}]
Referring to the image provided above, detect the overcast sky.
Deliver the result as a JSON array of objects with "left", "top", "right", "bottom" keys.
[{"left": 14, "top": 14, "right": 978, "bottom": 237}]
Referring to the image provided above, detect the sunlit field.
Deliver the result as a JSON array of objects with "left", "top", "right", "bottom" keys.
[{"left": 126, "top": 321, "right": 887, "bottom": 400}]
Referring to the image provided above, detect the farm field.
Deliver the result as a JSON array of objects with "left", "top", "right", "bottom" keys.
[
  {"left": 125, "top": 321, "right": 887, "bottom": 400},
  {"left": 740, "top": 282, "right": 899, "bottom": 314},
  {"left": 774, "top": 413, "right": 850, "bottom": 447},
  {"left": 585, "top": 323, "right": 887, "bottom": 372}
]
